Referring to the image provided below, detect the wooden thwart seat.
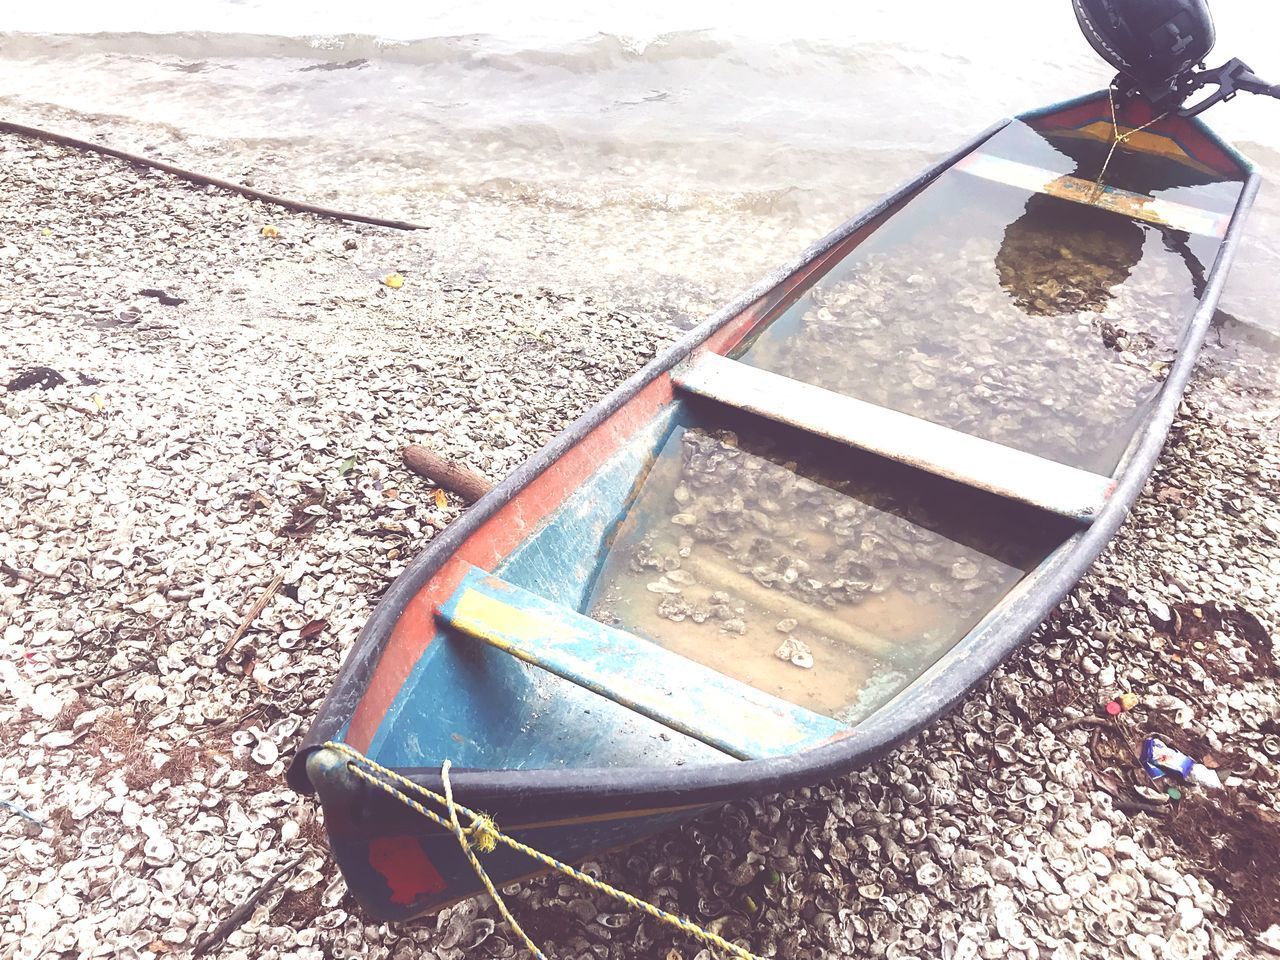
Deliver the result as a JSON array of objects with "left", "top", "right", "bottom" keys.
[
  {"left": 673, "top": 352, "right": 1115, "bottom": 522},
  {"left": 953, "top": 151, "right": 1229, "bottom": 238},
  {"left": 437, "top": 564, "right": 846, "bottom": 760}
]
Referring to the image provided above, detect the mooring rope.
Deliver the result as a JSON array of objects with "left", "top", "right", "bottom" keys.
[
  {"left": 1093, "top": 85, "right": 1172, "bottom": 196},
  {"left": 322, "top": 741, "right": 761, "bottom": 960}
]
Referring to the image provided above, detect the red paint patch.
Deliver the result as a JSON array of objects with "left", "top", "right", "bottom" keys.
[
  {"left": 347, "top": 377, "right": 676, "bottom": 751},
  {"left": 369, "top": 835, "right": 447, "bottom": 905},
  {"left": 1028, "top": 95, "right": 1242, "bottom": 177}
]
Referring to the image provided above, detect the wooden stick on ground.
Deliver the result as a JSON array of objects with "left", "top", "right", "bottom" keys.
[
  {"left": 192, "top": 855, "right": 304, "bottom": 957},
  {"left": 71, "top": 662, "right": 143, "bottom": 692},
  {"left": 403, "top": 444, "right": 494, "bottom": 503},
  {"left": 220, "top": 573, "right": 284, "bottom": 657},
  {"left": 0, "top": 119, "right": 430, "bottom": 231},
  {"left": 0, "top": 562, "right": 36, "bottom": 582}
]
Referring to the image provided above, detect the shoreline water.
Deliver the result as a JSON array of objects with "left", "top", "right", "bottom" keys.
[
  {"left": 3, "top": 128, "right": 1280, "bottom": 958},
  {"left": 4, "top": 18, "right": 1280, "bottom": 347}
]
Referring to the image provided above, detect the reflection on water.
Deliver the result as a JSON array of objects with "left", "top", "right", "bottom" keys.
[
  {"left": 587, "top": 419, "right": 1066, "bottom": 722},
  {"left": 996, "top": 197, "right": 1146, "bottom": 316},
  {"left": 734, "top": 121, "right": 1241, "bottom": 473}
]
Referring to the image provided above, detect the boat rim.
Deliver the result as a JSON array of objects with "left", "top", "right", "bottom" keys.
[{"left": 291, "top": 97, "right": 1260, "bottom": 812}]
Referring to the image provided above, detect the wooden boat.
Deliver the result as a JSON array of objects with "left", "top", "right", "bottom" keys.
[{"left": 289, "top": 91, "right": 1258, "bottom": 919}]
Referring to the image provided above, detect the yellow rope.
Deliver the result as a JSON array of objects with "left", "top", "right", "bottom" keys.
[
  {"left": 1093, "top": 84, "right": 1171, "bottom": 197},
  {"left": 323, "top": 741, "right": 761, "bottom": 960}
]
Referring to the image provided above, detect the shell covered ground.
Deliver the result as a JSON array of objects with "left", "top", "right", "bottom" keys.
[{"left": 2, "top": 132, "right": 1280, "bottom": 960}]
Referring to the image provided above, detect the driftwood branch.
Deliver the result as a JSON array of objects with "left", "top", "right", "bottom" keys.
[
  {"left": 219, "top": 573, "right": 284, "bottom": 657},
  {"left": 70, "top": 662, "right": 143, "bottom": 692},
  {"left": 403, "top": 445, "right": 494, "bottom": 503},
  {"left": 0, "top": 562, "right": 37, "bottom": 582},
  {"left": 1050, "top": 715, "right": 1111, "bottom": 735},
  {"left": 192, "top": 855, "right": 304, "bottom": 956},
  {"left": 0, "top": 119, "right": 430, "bottom": 232}
]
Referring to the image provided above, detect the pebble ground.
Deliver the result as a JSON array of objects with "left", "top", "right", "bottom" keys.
[{"left": 2, "top": 133, "right": 1279, "bottom": 960}]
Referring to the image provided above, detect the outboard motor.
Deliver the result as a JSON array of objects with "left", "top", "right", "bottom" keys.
[
  {"left": 1071, "top": 0, "right": 1280, "bottom": 116},
  {"left": 1073, "top": 0, "right": 1215, "bottom": 106}
]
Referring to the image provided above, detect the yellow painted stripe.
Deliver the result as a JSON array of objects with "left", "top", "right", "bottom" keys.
[
  {"left": 1059, "top": 121, "right": 1221, "bottom": 177},
  {"left": 955, "top": 152, "right": 1227, "bottom": 237},
  {"left": 439, "top": 566, "right": 847, "bottom": 759}
]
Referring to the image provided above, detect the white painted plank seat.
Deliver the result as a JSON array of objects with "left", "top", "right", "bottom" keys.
[
  {"left": 672, "top": 351, "right": 1116, "bottom": 523},
  {"left": 953, "top": 151, "right": 1230, "bottom": 238}
]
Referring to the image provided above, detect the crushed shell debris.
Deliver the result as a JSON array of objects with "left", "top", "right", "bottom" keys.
[{"left": 2, "top": 130, "right": 1280, "bottom": 960}]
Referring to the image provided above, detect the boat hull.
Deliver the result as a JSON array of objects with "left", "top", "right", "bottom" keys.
[
  {"left": 291, "top": 92, "right": 1259, "bottom": 919},
  {"left": 309, "top": 747, "right": 710, "bottom": 919}
]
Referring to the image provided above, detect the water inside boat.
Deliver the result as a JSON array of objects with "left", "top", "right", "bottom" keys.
[
  {"left": 574, "top": 120, "right": 1243, "bottom": 731},
  {"left": 733, "top": 120, "right": 1241, "bottom": 473}
]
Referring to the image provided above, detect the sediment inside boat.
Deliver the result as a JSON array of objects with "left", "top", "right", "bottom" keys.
[{"left": 587, "top": 414, "right": 1068, "bottom": 722}]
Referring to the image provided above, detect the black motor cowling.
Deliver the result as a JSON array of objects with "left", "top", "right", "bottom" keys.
[{"left": 1072, "top": 0, "right": 1215, "bottom": 101}]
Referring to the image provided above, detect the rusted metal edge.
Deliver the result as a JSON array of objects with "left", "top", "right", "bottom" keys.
[
  {"left": 954, "top": 151, "right": 1230, "bottom": 237},
  {"left": 672, "top": 352, "right": 1114, "bottom": 522}
]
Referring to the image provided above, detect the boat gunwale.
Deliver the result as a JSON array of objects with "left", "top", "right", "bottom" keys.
[
  {"left": 291, "top": 99, "right": 1259, "bottom": 818},
  {"left": 288, "top": 116, "right": 1015, "bottom": 793}
]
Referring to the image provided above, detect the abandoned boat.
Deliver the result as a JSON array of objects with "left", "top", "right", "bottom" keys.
[{"left": 289, "top": 88, "right": 1258, "bottom": 918}]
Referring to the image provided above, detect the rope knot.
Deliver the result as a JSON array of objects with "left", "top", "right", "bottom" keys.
[
  {"left": 466, "top": 813, "right": 500, "bottom": 854},
  {"left": 323, "top": 741, "right": 762, "bottom": 960}
]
